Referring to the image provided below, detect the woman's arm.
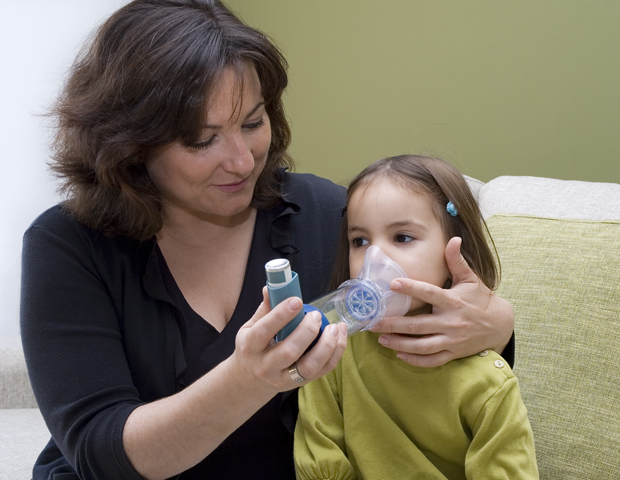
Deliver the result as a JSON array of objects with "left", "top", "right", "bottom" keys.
[
  {"left": 372, "top": 237, "right": 514, "bottom": 368},
  {"left": 124, "top": 289, "right": 348, "bottom": 480}
]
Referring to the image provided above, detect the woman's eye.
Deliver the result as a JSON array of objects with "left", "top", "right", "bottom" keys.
[
  {"left": 243, "top": 118, "right": 265, "bottom": 130},
  {"left": 395, "top": 234, "right": 414, "bottom": 243},
  {"left": 350, "top": 237, "right": 369, "bottom": 248},
  {"left": 191, "top": 135, "right": 216, "bottom": 150}
]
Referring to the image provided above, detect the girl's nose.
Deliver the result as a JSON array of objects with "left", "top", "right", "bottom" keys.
[{"left": 371, "top": 241, "right": 390, "bottom": 254}]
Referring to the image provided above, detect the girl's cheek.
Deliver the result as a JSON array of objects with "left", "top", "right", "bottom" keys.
[{"left": 348, "top": 257, "right": 362, "bottom": 279}]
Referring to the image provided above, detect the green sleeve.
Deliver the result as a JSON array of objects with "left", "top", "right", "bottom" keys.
[
  {"left": 294, "top": 365, "right": 356, "bottom": 480},
  {"left": 466, "top": 376, "right": 539, "bottom": 479}
]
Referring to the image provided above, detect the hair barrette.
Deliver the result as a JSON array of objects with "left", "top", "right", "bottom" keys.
[{"left": 446, "top": 201, "right": 458, "bottom": 217}]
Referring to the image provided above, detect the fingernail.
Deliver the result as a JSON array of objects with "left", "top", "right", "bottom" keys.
[
  {"left": 288, "top": 297, "right": 302, "bottom": 311},
  {"left": 328, "top": 324, "right": 338, "bottom": 336},
  {"left": 378, "top": 335, "right": 390, "bottom": 346},
  {"left": 391, "top": 280, "right": 402, "bottom": 291},
  {"left": 397, "top": 353, "right": 407, "bottom": 361},
  {"left": 370, "top": 321, "right": 381, "bottom": 332}
]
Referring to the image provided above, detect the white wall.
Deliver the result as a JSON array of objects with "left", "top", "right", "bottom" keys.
[{"left": 0, "top": 1, "right": 129, "bottom": 335}]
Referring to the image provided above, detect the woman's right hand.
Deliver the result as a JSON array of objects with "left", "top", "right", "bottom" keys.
[
  {"left": 124, "top": 288, "right": 346, "bottom": 480},
  {"left": 232, "top": 286, "right": 348, "bottom": 393}
]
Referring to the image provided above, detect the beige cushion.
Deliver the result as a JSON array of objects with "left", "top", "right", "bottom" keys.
[
  {"left": 476, "top": 175, "right": 620, "bottom": 220},
  {"left": 487, "top": 214, "right": 620, "bottom": 479}
]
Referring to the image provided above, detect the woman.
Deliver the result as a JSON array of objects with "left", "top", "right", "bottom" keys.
[{"left": 20, "top": 1, "right": 514, "bottom": 479}]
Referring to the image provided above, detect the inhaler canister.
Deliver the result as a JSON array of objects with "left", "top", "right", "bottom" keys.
[{"left": 265, "top": 259, "right": 307, "bottom": 342}]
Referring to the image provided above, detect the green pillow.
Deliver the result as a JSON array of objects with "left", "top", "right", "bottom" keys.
[{"left": 486, "top": 214, "right": 620, "bottom": 480}]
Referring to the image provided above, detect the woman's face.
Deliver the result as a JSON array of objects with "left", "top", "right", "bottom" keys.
[
  {"left": 347, "top": 177, "right": 450, "bottom": 313},
  {"left": 147, "top": 63, "right": 271, "bottom": 226}
]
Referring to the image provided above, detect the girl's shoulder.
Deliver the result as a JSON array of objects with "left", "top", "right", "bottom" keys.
[
  {"left": 453, "top": 349, "right": 515, "bottom": 380},
  {"left": 347, "top": 334, "right": 517, "bottom": 406},
  {"left": 443, "top": 350, "right": 520, "bottom": 419}
]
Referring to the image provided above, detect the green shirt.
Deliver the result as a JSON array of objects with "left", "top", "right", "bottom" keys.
[{"left": 295, "top": 331, "right": 538, "bottom": 480}]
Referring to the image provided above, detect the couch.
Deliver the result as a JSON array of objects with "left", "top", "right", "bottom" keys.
[
  {"left": 0, "top": 335, "right": 49, "bottom": 479},
  {"left": 1, "top": 174, "right": 619, "bottom": 479}
]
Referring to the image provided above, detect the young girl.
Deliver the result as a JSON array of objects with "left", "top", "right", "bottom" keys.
[{"left": 294, "top": 155, "right": 538, "bottom": 479}]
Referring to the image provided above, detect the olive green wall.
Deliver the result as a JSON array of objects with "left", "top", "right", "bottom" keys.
[{"left": 226, "top": 1, "right": 619, "bottom": 186}]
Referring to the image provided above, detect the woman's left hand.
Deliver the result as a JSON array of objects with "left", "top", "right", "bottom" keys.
[{"left": 371, "top": 237, "right": 514, "bottom": 367}]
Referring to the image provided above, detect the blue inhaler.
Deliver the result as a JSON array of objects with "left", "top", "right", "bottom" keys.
[
  {"left": 265, "top": 259, "right": 329, "bottom": 343},
  {"left": 308, "top": 246, "right": 411, "bottom": 336}
]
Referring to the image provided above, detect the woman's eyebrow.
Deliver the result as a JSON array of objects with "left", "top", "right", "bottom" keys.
[
  {"left": 201, "top": 101, "right": 266, "bottom": 129},
  {"left": 245, "top": 101, "right": 266, "bottom": 118}
]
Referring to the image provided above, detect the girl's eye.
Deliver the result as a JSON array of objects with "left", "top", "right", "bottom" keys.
[
  {"left": 243, "top": 118, "right": 265, "bottom": 130},
  {"left": 395, "top": 234, "right": 414, "bottom": 243},
  {"left": 350, "top": 237, "right": 369, "bottom": 248}
]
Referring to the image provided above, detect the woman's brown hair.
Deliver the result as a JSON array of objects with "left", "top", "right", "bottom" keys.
[
  {"left": 50, "top": 0, "right": 292, "bottom": 240},
  {"left": 330, "top": 155, "right": 499, "bottom": 291}
]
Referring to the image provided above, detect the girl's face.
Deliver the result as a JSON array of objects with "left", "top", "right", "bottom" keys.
[
  {"left": 347, "top": 176, "right": 450, "bottom": 313},
  {"left": 146, "top": 62, "right": 271, "bottom": 227}
]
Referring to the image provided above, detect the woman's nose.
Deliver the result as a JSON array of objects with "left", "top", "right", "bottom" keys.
[{"left": 223, "top": 133, "right": 255, "bottom": 176}]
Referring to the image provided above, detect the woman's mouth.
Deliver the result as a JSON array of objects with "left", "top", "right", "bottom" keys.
[{"left": 213, "top": 177, "right": 250, "bottom": 193}]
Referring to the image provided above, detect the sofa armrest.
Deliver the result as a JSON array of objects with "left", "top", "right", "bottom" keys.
[
  {"left": 0, "top": 408, "right": 50, "bottom": 479},
  {"left": 477, "top": 175, "right": 620, "bottom": 220},
  {"left": 0, "top": 335, "right": 38, "bottom": 409}
]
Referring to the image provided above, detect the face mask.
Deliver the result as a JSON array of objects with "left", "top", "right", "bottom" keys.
[{"left": 309, "top": 245, "right": 411, "bottom": 335}]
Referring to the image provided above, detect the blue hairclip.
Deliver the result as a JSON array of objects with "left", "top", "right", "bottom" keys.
[{"left": 446, "top": 201, "right": 458, "bottom": 217}]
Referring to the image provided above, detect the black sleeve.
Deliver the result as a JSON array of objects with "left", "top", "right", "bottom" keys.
[
  {"left": 20, "top": 212, "right": 145, "bottom": 480},
  {"left": 502, "top": 331, "right": 516, "bottom": 368}
]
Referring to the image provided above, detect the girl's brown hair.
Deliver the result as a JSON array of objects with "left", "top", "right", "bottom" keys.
[
  {"left": 50, "top": 0, "right": 292, "bottom": 240},
  {"left": 330, "top": 155, "right": 499, "bottom": 290}
]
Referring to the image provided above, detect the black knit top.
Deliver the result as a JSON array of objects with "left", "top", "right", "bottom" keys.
[{"left": 21, "top": 171, "right": 346, "bottom": 480}]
